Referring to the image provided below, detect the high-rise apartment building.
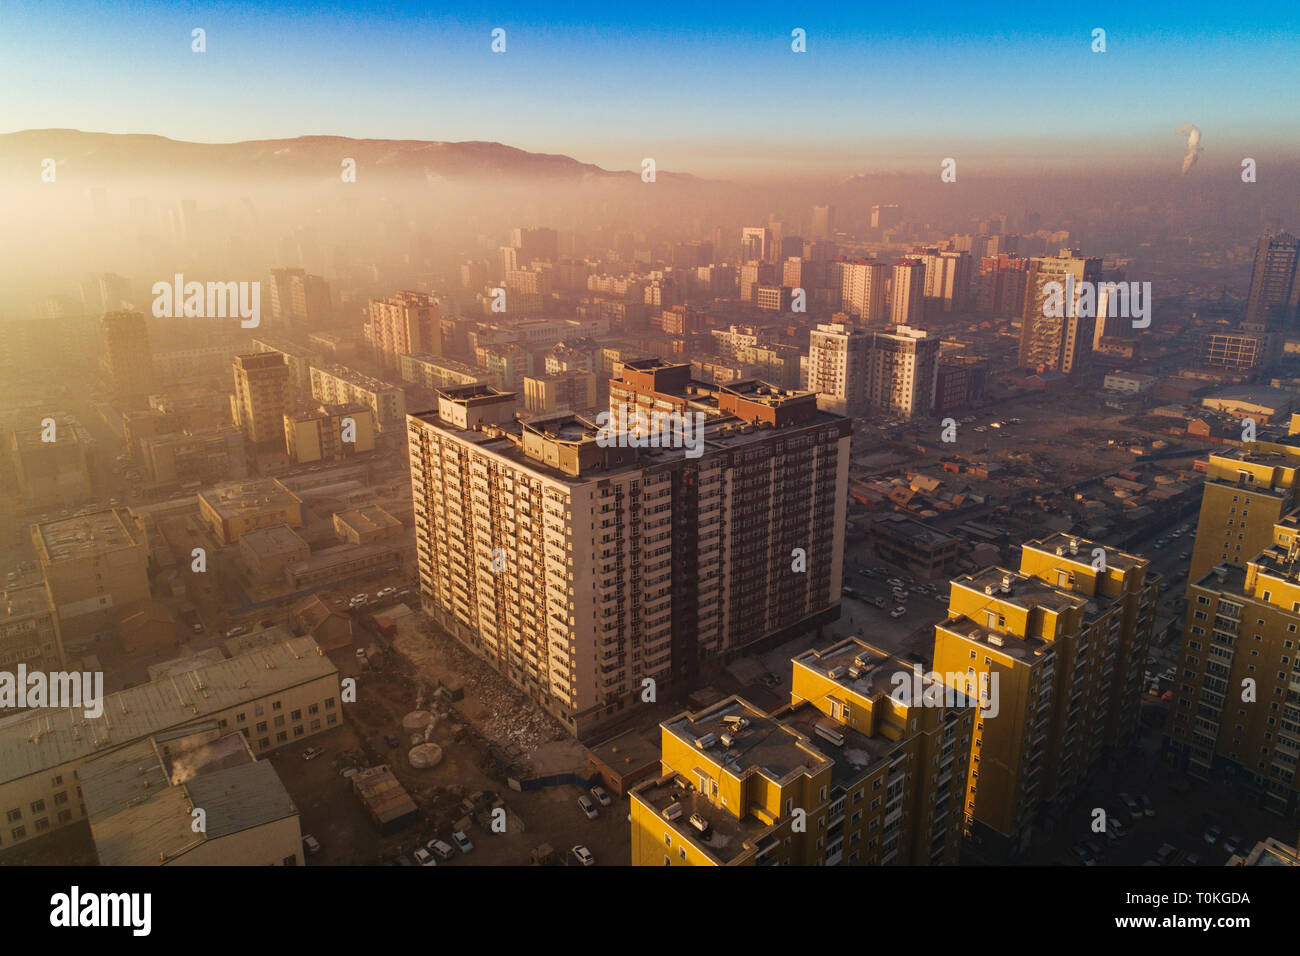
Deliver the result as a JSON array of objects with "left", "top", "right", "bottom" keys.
[
  {"left": 890, "top": 259, "right": 926, "bottom": 326},
  {"left": 268, "top": 268, "right": 331, "bottom": 332},
  {"left": 810, "top": 204, "right": 835, "bottom": 239},
  {"left": 872, "top": 204, "right": 903, "bottom": 230},
  {"left": 740, "top": 227, "right": 771, "bottom": 264},
  {"left": 1166, "top": 510, "right": 1300, "bottom": 814},
  {"left": 232, "top": 352, "right": 291, "bottom": 445},
  {"left": 101, "top": 310, "right": 155, "bottom": 402},
  {"left": 1244, "top": 231, "right": 1300, "bottom": 329},
  {"left": 865, "top": 326, "right": 939, "bottom": 420},
  {"left": 1187, "top": 446, "right": 1300, "bottom": 586},
  {"left": 366, "top": 291, "right": 440, "bottom": 371},
  {"left": 283, "top": 403, "right": 376, "bottom": 463},
  {"left": 808, "top": 322, "right": 869, "bottom": 417},
  {"left": 830, "top": 259, "right": 890, "bottom": 323},
  {"left": 252, "top": 336, "right": 323, "bottom": 393},
  {"left": 1018, "top": 250, "right": 1101, "bottom": 374},
  {"left": 309, "top": 363, "right": 406, "bottom": 434},
  {"left": 913, "top": 249, "right": 971, "bottom": 313},
  {"left": 935, "top": 534, "right": 1156, "bottom": 854},
  {"left": 523, "top": 370, "right": 597, "bottom": 414},
  {"left": 628, "top": 638, "right": 974, "bottom": 866},
  {"left": 407, "top": 367, "right": 851, "bottom": 738}
]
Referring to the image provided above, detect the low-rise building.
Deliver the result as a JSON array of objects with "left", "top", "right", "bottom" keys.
[
  {"left": 198, "top": 479, "right": 305, "bottom": 545},
  {"left": 0, "top": 636, "right": 339, "bottom": 850},
  {"left": 238, "top": 525, "right": 311, "bottom": 581},
  {"left": 333, "top": 506, "right": 403, "bottom": 545},
  {"left": 83, "top": 732, "right": 303, "bottom": 866}
]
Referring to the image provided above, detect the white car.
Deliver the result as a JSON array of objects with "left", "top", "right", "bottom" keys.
[
  {"left": 571, "top": 845, "right": 595, "bottom": 866},
  {"left": 890, "top": 607, "right": 906, "bottom": 618},
  {"left": 413, "top": 847, "right": 436, "bottom": 867},
  {"left": 451, "top": 830, "right": 474, "bottom": 854},
  {"left": 377, "top": 587, "right": 397, "bottom": 598},
  {"left": 590, "top": 785, "right": 612, "bottom": 807}
]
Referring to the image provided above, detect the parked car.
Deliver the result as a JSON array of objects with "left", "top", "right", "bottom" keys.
[
  {"left": 872, "top": 597, "right": 887, "bottom": 608},
  {"left": 412, "top": 847, "right": 436, "bottom": 866},
  {"left": 890, "top": 607, "right": 906, "bottom": 618},
  {"left": 1068, "top": 843, "right": 1096, "bottom": 866},
  {"left": 300, "top": 747, "right": 324, "bottom": 761},
  {"left": 841, "top": 587, "right": 857, "bottom": 599},
  {"left": 570, "top": 845, "right": 595, "bottom": 866},
  {"left": 377, "top": 587, "right": 396, "bottom": 598},
  {"left": 1118, "top": 792, "right": 1143, "bottom": 820},
  {"left": 590, "top": 786, "right": 612, "bottom": 807},
  {"left": 225, "top": 626, "right": 248, "bottom": 639},
  {"left": 1154, "top": 843, "right": 1179, "bottom": 865},
  {"left": 1183, "top": 852, "right": 1201, "bottom": 866},
  {"left": 1138, "top": 794, "right": 1155, "bottom": 817},
  {"left": 340, "top": 767, "right": 359, "bottom": 780},
  {"left": 578, "top": 795, "right": 599, "bottom": 819},
  {"left": 302, "top": 834, "right": 322, "bottom": 856},
  {"left": 355, "top": 648, "right": 367, "bottom": 660},
  {"left": 428, "top": 839, "right": 456, "bottom": 861},
  {"left": 451, "top": 830, "right": 474, "bottom": 854},
  {"left": 1203, "top": 824, "right": 1223, "bottom": 845},
  {"left": 1223, "top": 835, "right": 1243, "bottom": 855}
]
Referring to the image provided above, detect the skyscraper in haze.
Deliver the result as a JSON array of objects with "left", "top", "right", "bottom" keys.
[
  {"left": 891, "top": 259, "right": 926, "bottom": 326},
  {"left": 740, "top": 227, "right": 770, "bottom": 264},
  {"left": 366, "top": 291, "right": 441, "bottom": 371},
  {"left": 811, "top": 204, "right": 835, "bottom": 239},
  {"left": 100, "top": 310, "right": 155, "bottom": 402},
  {"left": 1244, "top": 231, "right": 1300, "bottom": 328},
  {"left": 268, "top": 268, "right": 331, "bottom": 332},
  {"left": 1018, "top": 250, "right": 1101, "bottom": 374},
  {"left": 232, "top": 352, "right": 291, "bottom": 445}
]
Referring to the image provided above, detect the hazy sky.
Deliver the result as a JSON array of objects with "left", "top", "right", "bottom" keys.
[{"left": 4, "top": 0, "right": 1300, "bottom": 178}]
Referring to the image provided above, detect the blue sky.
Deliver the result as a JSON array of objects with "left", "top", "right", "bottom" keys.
[{"left": 3, "top": 0, "right": 1298, "bottom": 177}]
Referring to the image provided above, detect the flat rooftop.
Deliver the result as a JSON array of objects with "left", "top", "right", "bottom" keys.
[
  {"left": 239, "top": 524, "right": 308, "bottom": 556},
  {"left": 955, "top": 567, "right": 1087, "bottom": 616},
  {"left": 938, "top": 614, "right": 1051, "bottom": 663},
  {"left": 0, "top": 636, "right": 336, "bottom": 786},
  {"left": 34, "top": 508, "right": 141, "bottom": 562},
  {"left": 0, "top": 584, "right": 53, "bottom": 619},
  {"left": 84, "top": 734, "right": 298, "bottom": 865},
  {"left": 409, "top": 398, "right": 845, "bottom": 485},
  {"left": 633, "top": 774, "right": 769, "bottom": 865},
  {"left": 335, "top": 505, "right": 402, "bottom": 535},
  {"left": 199, "top": 479, "right": 300, "bottom": 519},
  {"left": 663, "top": 697, "right": 828, "bottom": 786},
  {"left": 314, "top": 363, "right": 397, "bottom": 392}
]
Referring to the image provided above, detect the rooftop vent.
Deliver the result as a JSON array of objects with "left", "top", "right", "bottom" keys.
[
  {"left": 695, "top": 732, "right": 716, "bottom": 750},
  {"left": 1000, "top": 574, "right": 1013, "bottom": 594},
  {"left": 987, "top": 633, "right": 1005, "bottom": 648}
]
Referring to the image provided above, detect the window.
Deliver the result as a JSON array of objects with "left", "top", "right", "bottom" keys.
[
  {"left": 29, "top": 800, "right": 44, "bottom": 814},
  {"left": 5, "top": 809, "right": 20, "bottom": 823}
]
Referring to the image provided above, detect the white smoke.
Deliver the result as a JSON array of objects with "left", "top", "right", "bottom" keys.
[{"left": 1177, "top": 123, "right": 1203, "bottom": 175}]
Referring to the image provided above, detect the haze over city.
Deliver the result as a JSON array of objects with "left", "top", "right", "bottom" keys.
[{"left": 0, "top": 1, "right": 1297, "bottom": 935}]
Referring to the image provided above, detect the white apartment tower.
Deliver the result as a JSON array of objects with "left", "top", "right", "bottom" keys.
[
  {"left": 408, "top": 371, "right": 851, "bottom": 738},
  {"left": 808, "top": 322, "right": 870, "bottom": 417}
]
